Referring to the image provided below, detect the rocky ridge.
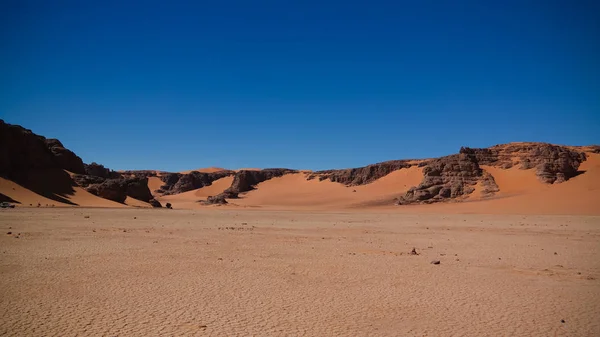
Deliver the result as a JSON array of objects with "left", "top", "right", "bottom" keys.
[
  {"left": 396, "top": 143, "right": 588, "bottom": 204},
  {"left": 0, "top": 120, "right": 160, "bottom": 207},
  {"left": 306, "top": 160, "right": 415, "bottom": 185},
  {"left": 158, "top": 170, "right": 234, "bottom": 195},
  {"left": 212, "top": 169, "right": 298, "bottom": 200}
]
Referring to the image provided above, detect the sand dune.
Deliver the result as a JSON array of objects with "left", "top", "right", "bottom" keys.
[
  {"left": 147, "top": 176, "right": 164, "bottom": 195},
  {"left": 231, "top": 166, "right": 424, "bottom": 209},
  {"left": 179, "top": 167, "right": 227, "bottom": 174}
]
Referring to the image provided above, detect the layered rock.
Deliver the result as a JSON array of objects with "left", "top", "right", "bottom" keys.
[
  {"left": 396, "top": 153, "right": 498, "bottom": 204},
  {"left": 306, "top": 160, "right": 414, "bottom": 185},
  {"left": 397, "top": 143, "right": 587, "bottom": 205},
  {"left": 158, "top": 170, "right": 234, "bottom": 195},
  {"left": 459, "top": 143, "right": 586, "bottom": 183}
]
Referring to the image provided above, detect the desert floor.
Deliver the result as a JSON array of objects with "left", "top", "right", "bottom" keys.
[{"left": 1, "top": 208, "right": 599, "bottom": 336}]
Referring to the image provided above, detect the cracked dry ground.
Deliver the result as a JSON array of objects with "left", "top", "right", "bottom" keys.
[{"left": 1, "top": 209, "right": 599, "bottom": 336}]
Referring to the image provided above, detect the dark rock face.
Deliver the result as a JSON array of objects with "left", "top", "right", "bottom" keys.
[
  {"left": 85, "top": 177, "right": 153, "bottom": 203},
  {"left": 84, "top": 162, "right": 121, "bottom": 179},
  {"left": 86, "top": 179, "right": 128, "bottom": 203},
  {"left": 72, "top": 174, "right": 106, "bottom": 187},
  {"left": 159, "top": 170, "right": 234, "bottom": 195},
  {"left": 148, "top": 199, "right": 162, "bottom": 208},
  {"left": 44, "top": 139, "right": 85, "bottom": 174},
  {"left": 124, "top": 177, "right": 153, "bottom": 202},
  {"left": 0, "top": 120, "right": 85, "bottom": 182},
  {"left": 226, "top": 169, "right": 296, "bottom": 194},
  {"left": 306, "top": 160, "right": 414, "bottom": 186}
]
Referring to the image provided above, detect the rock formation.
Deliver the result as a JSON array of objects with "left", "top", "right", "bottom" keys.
[
  {"left": 397, "top": 143, "right": 587, "bottom": 205},
  {"left": 202, "top": 195, "right": 228, "bottom": 205},
  {"left": 158, "top": 170, "right": 235, "bottom": 195},
  {"left": 459, "top": 143, "right": 586, "bottom": 184},
  {"left": 44, "top": 139, "right": 85, "bottom": 174},
  {"left": 218, "top": 169, "right": 297, "bottom": 199},
  {"left": 148, "top": 199, "right": 162, "bottom": 208},
  {"left": 84, "top": 163, "right": 121, "bottom": 179},
  {"left": 85, "top": 177, "right": 153, "bottom": 204},
  {"left": 396, "top": 153, "right": 497, "bottom": 204},
  {"left": 0, "top": 120, "right": 86, "bottom": 182},
  {"left": 306, "top": 160, "right": 414, "bottom": 185}
]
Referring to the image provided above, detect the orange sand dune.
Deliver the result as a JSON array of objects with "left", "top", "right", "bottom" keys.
[
  {"left": 147, "top": 176, "right": 164, "bottom": 195},
  {"left": 230, "top": 166, "right": 424, "bottom": 209},
  {"left": 179, "top": 167, "right": 227, "bottom": 174}
]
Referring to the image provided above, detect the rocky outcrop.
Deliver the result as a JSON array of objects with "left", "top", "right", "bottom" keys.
[
  {"left": 202, "top": 195, "right": 228, "bottom": 205},
  {"left": 72, "top": 174, "right": 106, "bottom": 187},
  {"left": 120, "top": 170, "right": 159, "bottom": 178},
  {"left": 85, "top": 177, "right": 153, "bottom": 203},
  {"left": 459, "top": 143, "right": 586, "bottom": 184},
  {"left": 44, "top": 139, "right": 85, "bottom": 174},
  {"left": 220, "top": 169, "right": 297, "bottom": 198},
  {"left": 124, "top": 177, "right": 153, "bottom": 202},
  {"left": 84, "top": 162, "right": 121, "bottom": 179},
  {"left": 86, "top": 179, "right": 128, "bottom": 203},
  {"left": 0, "top": 120, "right": 86, "bottom": 182},
  {"left": 148, "top": 198, "right": 162, "bottom": 208},
  {"left": 306, "top": 160, "right": 415, "bottom": 185},
  {"left": 397, "top": 153, "right": 497, "bottom": 204},
  {"left": 158, "top": 170, "right": 234, "bottom": 195},
  {"left": 397, "top": 143, "right": 587, "bottom": 205}
]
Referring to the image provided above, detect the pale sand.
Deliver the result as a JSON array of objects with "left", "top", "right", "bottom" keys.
[{"left": 1, "top": 208, "right": 598, "bottom": 336}]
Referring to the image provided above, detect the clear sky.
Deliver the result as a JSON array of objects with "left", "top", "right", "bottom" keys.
[{"left": 1, "top": 1, "right": 599, "bottom": 171}]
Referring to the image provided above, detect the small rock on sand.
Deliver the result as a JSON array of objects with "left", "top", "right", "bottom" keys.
[{"left": 431, "top": 260, "right": 441, "bottom": 265}]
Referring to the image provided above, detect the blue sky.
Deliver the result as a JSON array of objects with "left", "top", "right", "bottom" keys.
[{"left": 1, "top": 0, "right": 598, "bottom": 171}]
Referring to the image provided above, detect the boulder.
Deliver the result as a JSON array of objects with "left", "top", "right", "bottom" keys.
[
  {"left": 204, "top": 195, "right": 228, "bottom": 205},
  {"left": 85, "top": 177, "right": 153, "bottom": 203}
]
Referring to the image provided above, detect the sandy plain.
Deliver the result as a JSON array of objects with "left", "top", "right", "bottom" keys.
[{"left": 1, "top": 208, "right": 599, "bottom": 336}]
